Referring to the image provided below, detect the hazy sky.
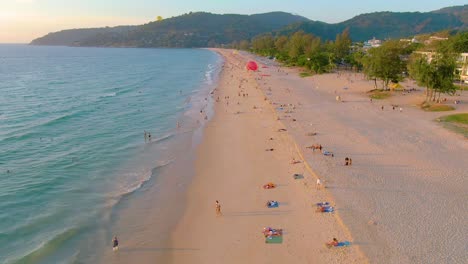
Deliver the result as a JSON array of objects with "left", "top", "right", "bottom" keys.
[{"left": 1, "top": 0, "right": 466, "bottom": 43}]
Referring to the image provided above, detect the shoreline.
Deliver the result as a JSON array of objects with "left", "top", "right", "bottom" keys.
[
  {"left": 98, "top": 48, "right": 467, "bottom": 263},
  {"left": 95, "top": 50, "right": 223, "bottom": 264},
  {"left": 165, "top": 49, "right": 366, "bottom": 263}
]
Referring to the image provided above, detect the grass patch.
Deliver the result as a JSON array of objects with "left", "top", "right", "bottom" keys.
[
  {"left": 438, "top": 113, "right": 468, "bottom": 124},
  {"left": 299, "top": 72, "right": 313, "bottom": 78},
  {"left": 367, "top": 89, "right": 392, "bottom": 99},
  {"left": 421, "top": 102, "right": 455, "bottom": 112},
  {"left": 436, "top": 113, "right": 468, "bottom": 138},
  {"left": 455, "top": 84, "right": 468, "bottom": 91}
]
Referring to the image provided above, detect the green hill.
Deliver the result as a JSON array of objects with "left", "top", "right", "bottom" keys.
[
  {"left": 277, "top": 5, "right": 467, "bottom": 41},
  {"left": 30, "top": 5, "right": 468, "bottom": 47},
  {"left": 31, "top": 12, "right": 309, "bottom": 47}
]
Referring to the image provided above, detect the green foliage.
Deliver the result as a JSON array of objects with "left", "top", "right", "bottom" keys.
[
  {"left": 334, "top": 28, "right": 352, "bottom": 62},
  {"left": 455, "top": 84, "right": 468, "bottom": 91},
  {"left": 32, "top": 12, "right": 308, "bottom": 47},
  {"left": 31, "top": 6, "right": 468, "bottom": 47},
  {"left": 408, "top": 47, "right": 457, "bottom": 102},
  {"left": 299, "top": 72, "right": 313, "bottom": 78},
  {"left": 368, "top": 90, "right": 392, "bottom": 99},
  {"left": 276, "top": 6, "right": 468, "bottom": 42},
  {"left": 437, "top": 113, "right": 468, "bottom": 137},
  {"left": 439, "top": 113, "right": 468, "bottom": 124},
  {"left": 362, "top": 40, "right": 406, "bottom": 89},
  {"left": 447, "top": 32, "right": 468, "bottom": 53}
]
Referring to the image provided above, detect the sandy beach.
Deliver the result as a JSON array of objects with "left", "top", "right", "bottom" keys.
[
  {"left": 166, "top": 49, "right": 467, "bottom": 264},
  {"left": 103, "top": 48, "right": 467, "bottom": 264},
  {"left": 166, "top": 49, "right": 367, "bottom": 263}
]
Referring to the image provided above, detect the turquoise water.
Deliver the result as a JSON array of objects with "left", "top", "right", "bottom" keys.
[{"left": 0, "top": 45, "right": 221, "bottom": 263}]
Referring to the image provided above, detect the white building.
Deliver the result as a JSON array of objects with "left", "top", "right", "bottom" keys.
[{"left": 364, "top": 37, "right": 382, "bottom": 48}]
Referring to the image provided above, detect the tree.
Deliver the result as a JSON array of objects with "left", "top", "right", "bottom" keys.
[
  {"left": 408, "top": 50, "right": 457, "bottom": 102},
  {"left": 239, "top": 40, "right": 250, "bottom": 50},
  {"left": 334, "top": 28, "right": 352, "bottom": 63},
  {"left": 252, "top": 34, "right": 275, "bottom": 55},
  {"left": 287, "top": 31, "right": 307, "bottom": 60},
  {"left": 447, "top": 32, "right": 468, "bottom": 53},
  {"left": 156, "top": 16, "right": 163, "bottom": 21},
  {"left": 362, "top": 40, "right": 406, "bottom": 89}
]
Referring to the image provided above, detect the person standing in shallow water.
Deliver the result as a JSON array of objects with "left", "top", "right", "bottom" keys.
[{"left": 112, "top": 236, "right": 119, "bottom": 251}]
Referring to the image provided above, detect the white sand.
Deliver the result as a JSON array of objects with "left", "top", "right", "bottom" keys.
[
  {"left": 249, "top": 52, "right": 468, "bottom": 263},
  {"left": 167, "top": 49, "right": 366, "bottom": 263}
]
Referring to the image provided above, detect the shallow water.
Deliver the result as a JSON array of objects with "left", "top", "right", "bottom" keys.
[{"left": 0, "top": 45, "right": 221, "bottom": 263}]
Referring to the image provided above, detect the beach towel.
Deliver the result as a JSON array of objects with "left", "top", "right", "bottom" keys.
[
  {"left": 322, "top": 206, "right": 334, "bottom": 213},
  {"left": 265, "top": 236, "right": 283, "bottom": 244},
  {"left": 336, "top": 241, "right": 351, "bottom": 247},
  {"left": 323, "top": 151, "right": 333, "bottom": 156}
]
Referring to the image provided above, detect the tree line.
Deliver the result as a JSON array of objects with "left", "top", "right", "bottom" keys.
[{"left": 231, "top": 31, "right": 468, "bottom": 103}]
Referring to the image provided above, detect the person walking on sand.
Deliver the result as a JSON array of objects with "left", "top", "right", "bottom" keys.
[
  {"left": 112, "top": 236, "right": 119, "bottom": 251},
  {"left": 215, "top": 200, "right": 222, "bottom": 216},
  {"left": 316, "top": 178, "right": 322, "bottom": 190}
]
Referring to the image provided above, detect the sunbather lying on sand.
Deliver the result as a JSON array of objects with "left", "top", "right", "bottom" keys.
[
  {"left": 263, "top": 183, "right": 276, "bottom": 189},
  {"left": 306, "top": 144, "right": 322, "bottom": 151},
  {"left": 265, "top": 148, "right": 275, "bottom": 151},
  {"left": 278, "top": 128, "right": 287, "bottom": 132},
  {"left": 326, "top": 238, "right": 350, "bottom": 248},
  {"left": 290, "top": 158, "right": 301, "bottom": 164},
  {"left": 316, "top": 205, "right": 334, "bottom": 213},
  {"left": 323, "top": 151, "right": 334, "bottom": 157},
  {"left": 263, "top": 227, "right": 283, "bottom": 237},
  {"left": 266, "top": 200, "right": 279, "bottom": 207},
  {"left": 326, "top": 238, "right": 339, "bottom": 247}
]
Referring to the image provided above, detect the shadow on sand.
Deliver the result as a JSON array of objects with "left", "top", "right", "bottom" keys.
[
  {"left": 223, "top": 210, "right": 292, "bottom": 217},
  {"left": 119, "top": 247, "right": 200, "bottom": 253}
]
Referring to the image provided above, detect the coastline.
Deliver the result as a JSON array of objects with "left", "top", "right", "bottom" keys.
[
  {"left": 95, "top": 50, "right": 223, "bottom": 264},
  {"left": 165, "top": 49, "right": 366, "bottom": 263},
  {"left": 98, "top": 48, "right": 467, "bottom": 264}
]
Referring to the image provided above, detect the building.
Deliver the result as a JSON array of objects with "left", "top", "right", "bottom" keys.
[
  {"left": 363, "top": 37, "right": 382, "bottom": 49},
  {"left": 457, "top": 53, "right": 468, "bottom": 83},
  {"left": 415, "top": 51, "right": 468, "bottom": 83}
]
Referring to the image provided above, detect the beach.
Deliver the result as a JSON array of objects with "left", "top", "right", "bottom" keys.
[
  {"left": 165, "top": 49, "right": 367, "bottom": 263},
  {"left": 165, "top": 49, "right": 467, "bottom": 263},
  {"left": 101, "top": 48, "right": 467, "bottom": 264}
]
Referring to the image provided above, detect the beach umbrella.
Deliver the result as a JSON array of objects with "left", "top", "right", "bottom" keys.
[{"left": 246, "top": 61, "right": 258, "bottom": 71}]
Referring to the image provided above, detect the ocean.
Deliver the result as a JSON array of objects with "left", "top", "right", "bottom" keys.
[{"left": 0, "top": 44, "right": 221, "bottom": 263}]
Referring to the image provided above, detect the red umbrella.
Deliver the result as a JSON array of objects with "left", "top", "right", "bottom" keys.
[{"left": 246, "top": 61, "right": 258, "bottom": 71}]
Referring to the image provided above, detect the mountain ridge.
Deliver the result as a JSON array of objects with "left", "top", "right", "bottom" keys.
[{"left": 31, "top": 5, "right": 468, "bottom": 47}]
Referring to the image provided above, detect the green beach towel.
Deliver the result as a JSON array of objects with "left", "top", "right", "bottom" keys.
[{"left": 265, "top": 236, "right": 283, "bottom": 244}]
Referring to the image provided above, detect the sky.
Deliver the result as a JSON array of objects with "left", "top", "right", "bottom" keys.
[{"left": 1, "top": 0, "right": 466, "bottom": 43}]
